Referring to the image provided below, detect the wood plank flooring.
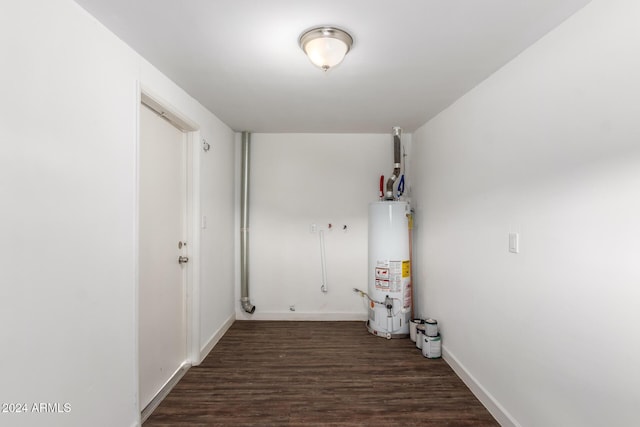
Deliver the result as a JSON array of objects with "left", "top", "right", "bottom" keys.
[{"left": 144, "top": 321, "right": 498, "bottom": 426}]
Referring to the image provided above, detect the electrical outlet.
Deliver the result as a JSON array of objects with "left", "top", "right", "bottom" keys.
[{"left": 310, "top": 223, "right": 317, "bottom": 233}]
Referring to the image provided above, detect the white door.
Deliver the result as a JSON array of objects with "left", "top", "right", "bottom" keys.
[{"left": 138, "top": 103, "right": 188, "bottom": 410}]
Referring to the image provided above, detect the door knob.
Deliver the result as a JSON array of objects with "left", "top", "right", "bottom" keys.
[{"left": 178, "top": 256, "right": 189, "bottom": 265}]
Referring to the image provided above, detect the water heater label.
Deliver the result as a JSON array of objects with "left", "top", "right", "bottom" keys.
[
  {"left": 383, "top": 261, "right": 400, "bottom": 292},
  {"left": 375, "top": 266, "right": 389, "bottom": 280},
  {"left": 375, "top": 279, "right": 389, "bottom": 290},
  {"left": 375, "top": 261, "right": 390, "bottom": 290},
  {"left": 402, "top": 260, "right": 411, "bottom": 278},
  {"left": 404, "top": 282, "right": 412, "bottom": 308}
]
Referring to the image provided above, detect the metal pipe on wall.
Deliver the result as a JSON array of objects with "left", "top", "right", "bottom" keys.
[
  {"left": 319, "top": 230, "right": 328, "bottom": 293},
  {"left": 384, "top": 127, "right": 402, "bottom": 200},
  {"left": 240, "top": 131, "right": 256, "bottom": 314}
]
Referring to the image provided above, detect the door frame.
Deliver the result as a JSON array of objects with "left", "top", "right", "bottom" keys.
[{"left": 135, "top": 85, "right": 202, "bottom": 420}]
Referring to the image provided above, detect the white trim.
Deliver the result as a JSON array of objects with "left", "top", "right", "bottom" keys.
[
  {"left": 140, "top": 91, "right": 198, "bottom": 132},
  {"left": 236, "top": 312, "right": 368, "bottom": 321},
  {"left": 140, "top": 362, "right": 191, "bottom": 423},
  {"left": 181, "top": 125, "right": 190, "bottom": 366},
  {"left": 133, "top": 82, "right": 142, "bottom": 425},
  {"left": 233, "top": 132, "right": 243, "bottom": 317},
  {"left": 199, "top": 314, "right": 235, "bottom": 361},
  {"left": 187, "top": 130, "right": 202, "bottom": 365},
  {"left": 442, "top": 345, "right": 520, "bottom": 427}
]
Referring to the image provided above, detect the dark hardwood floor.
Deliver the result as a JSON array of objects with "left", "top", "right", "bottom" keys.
[{"left": 144, "top": 321, "right": 498, "bottom": 426}]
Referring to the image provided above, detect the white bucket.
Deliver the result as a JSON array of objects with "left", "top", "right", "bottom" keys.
[
  {"left": 422, "top": 334, "right": 442, "bottom": 358},
  {"left": 415, "top": 324, "right": 425, "bottom": 349},
  {"left": 409, "top": 318, "right": 423, "bottom": 343},
  {"left": 425, "top": 318, "right": 438, "bottom": 337}
]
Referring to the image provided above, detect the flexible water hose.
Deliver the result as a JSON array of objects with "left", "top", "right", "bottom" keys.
[{"left": 397, "top": 174, "right": 405, "bottom": 198}]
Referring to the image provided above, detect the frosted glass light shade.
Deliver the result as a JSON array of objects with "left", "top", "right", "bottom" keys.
[{"left": 299, "top": 27, "right": 353, "bottom": 71}]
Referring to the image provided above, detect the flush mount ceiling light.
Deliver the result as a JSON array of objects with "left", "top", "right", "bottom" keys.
[{"left": 299, "top": 26, "right": 353, "bottom": 72}]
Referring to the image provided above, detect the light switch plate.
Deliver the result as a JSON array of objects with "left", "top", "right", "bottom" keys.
[{"left": 509, "top": 233, "right": 519, "bottom": 254}]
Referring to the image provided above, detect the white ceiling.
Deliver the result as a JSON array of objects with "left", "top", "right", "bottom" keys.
[{"left": 73, "top": 0, "right": 591, "bottom": 133}]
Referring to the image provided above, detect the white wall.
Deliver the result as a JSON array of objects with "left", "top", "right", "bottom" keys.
[
  {"left": 412, "top": 0, "right": 640, "bottom": 425},
  {"left": 196, "top": 111, "right": 236, "bottom": 357},
  {"left": 0, "top": 1, "right": 235, "bottom": 426},
  {"left": 236, "top": 133, "right": 411, "bottom": 320}
]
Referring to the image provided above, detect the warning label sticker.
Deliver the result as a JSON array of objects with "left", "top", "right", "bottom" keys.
[
  {"left": 375, "top": 279, "right": 389, "bottom": 290},
  {"left": 375, "top": 267, "right": 389, "bottom": 280},
  {"left": 375, "top": 261, "right": 389, "bottom": 290},
  {"left": 375, "top": 260, "right": 410, "bottom": 292},
  {"left": 402, "top": 260, "right": 411, "bottom": 278},
  {"left": 373, "top": 259, "right": 412, "bottom": 307},
  {"left": 389, "top": 261, "right": 402, "bottom": 292},
  {"left": 404, "top": 281, "right": 412, "bottom": 308}
]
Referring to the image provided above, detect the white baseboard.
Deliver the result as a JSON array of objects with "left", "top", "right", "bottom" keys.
[
  {"left": 442, "top": 346, "right": 520, "bottom": 427},
  {"left": 235, "top": 311, "right": 368, "bottom": 321},
  {"left": 141, "top": 362, "right": 190, "bottom": 423},
  {"left": 199, "top": 314, "right": 235, "bottom": 362}
]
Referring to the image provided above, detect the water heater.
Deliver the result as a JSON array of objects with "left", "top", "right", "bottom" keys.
[{"left": 367, "top": 200, "right": 412, "bottom": 338}]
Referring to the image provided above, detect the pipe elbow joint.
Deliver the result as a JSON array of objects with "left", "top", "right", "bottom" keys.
[{"left": 241, "top": 298, "right": 256, "bottom": 314}]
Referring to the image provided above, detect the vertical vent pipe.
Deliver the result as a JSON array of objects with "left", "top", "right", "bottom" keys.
[
  {"left": 385, "top": 127, "right": 402, "bottom": 200},
  {"left": 240, "top": 131, "right": 256, "bottom": 314}
]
